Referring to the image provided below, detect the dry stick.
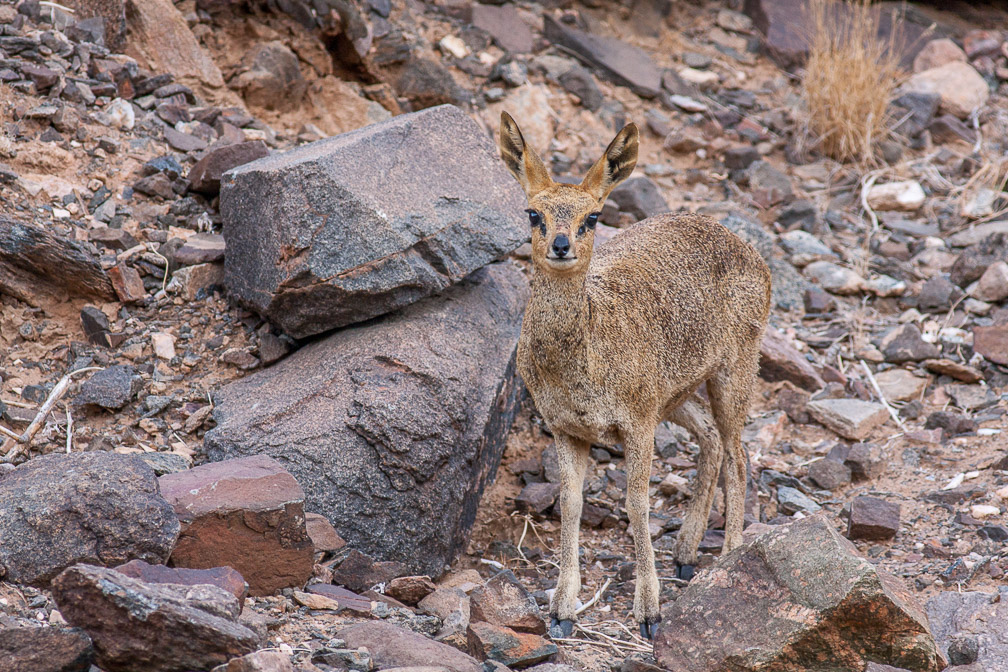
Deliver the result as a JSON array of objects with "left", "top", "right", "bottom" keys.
[
  {"left": 859, "top": 360, "right": 904, "bottom": 428},
  {"left": 1, "top": 367, "right": 102, "bottom": 461},
  {"left": 65, "top": 405, "right": 72, "bottom": 454},
  {"left": 575, "top": 577, "right": 612, "bottom": 616},
  {"left": 0, "top": 424, "right": 20, "bottom": 442}
]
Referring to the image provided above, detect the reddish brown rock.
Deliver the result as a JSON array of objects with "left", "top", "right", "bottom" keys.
[
  {"left": 305, "top": 512, "right": 345, "bottom": 552},
  {"left": 306, "top": 584, "right": 372, "bottom": 616},
  {"left": 174, "top": 234, "right": 225, "bottom": 266},
  {"left": 654, "top": 515, "right": 945, "bottom": 672},
  {"left": 188, "top": 140, "right": 269, "bottom": 195},
  {"left": 467, "top": 621, "right": 557, "bottom": 668},
  {"left": 470, "top": 570, "right": 545, "bottom": 635},
  {"left": 759, "top": 326, "right": 824, "bottom": 391},
  {"left": 107, "top": 263, "right": 146, "bottom": 303},
  {"left": 848, "top": 496, "right": 901, "bottom": 540},
  {"left": 114, "top": 559, "right": 248, "bottom": 610},
  {"left": 0, "top": 626, "right": 93, "bottom": 672},
  {"left": 340, "top": 621, "right": 483, "bottom": 672},
  {"left": 973, "top": 325, "right": 1008, "bottom": 366},
  {"left": 158, "top": 455, "right": 313, "bottom": 596},
  {"left": 386, "top": 575, "right": 437, "bottom": 605},
  {"left": 52, "top": 564, "right": 259, "bottom": 672}
]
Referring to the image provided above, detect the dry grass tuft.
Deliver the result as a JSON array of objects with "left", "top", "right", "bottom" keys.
[{"left": 801, "top": 0, "right": 903, "bottom": 166}]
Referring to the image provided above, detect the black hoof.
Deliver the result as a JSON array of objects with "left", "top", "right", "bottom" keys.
[
  {"left": 639, "top": 616, "right": 662, "bottom": 640},
  {"left": 676, "top": 563, "right": 696, "bottom": 582},
  {"left": 549, "top": 617, "right": 575, "bottom": 639}
]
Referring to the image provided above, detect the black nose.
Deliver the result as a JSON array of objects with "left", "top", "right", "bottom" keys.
[{"left": 552, "top": 233, "right": 570, "bottom": 258}]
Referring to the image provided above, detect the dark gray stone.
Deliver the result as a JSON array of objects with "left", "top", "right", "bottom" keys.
[
  {"left": 205, "top": 263, "right": 528, "bottom": 576},
  {"left": 558, "top": 65, "right": 603, "bottom": 111},
  {"left": 220, "top": 105, "right": 526, "bottom": 339},
  {"left": 543, "top": 15, "right": 661, "bottom": 97},
  {"left": 807, "top": 458, "right": 851, "bottom": 491},
  {"left": 848, "top": 496, "right": 900, "bottom": 540},
  {"left": 76, "top": 364, "right": 140, "bottom": 409},
  {"left": 655, "top": 515, "right": 945, "bottom": 672},
  {"left": 607, "top": 177, "right": 669, "bottom": 222},
  {"left": 926, "top": 590, "right": 1007, "bottom": 672},
  {"left": 0, "top": 452, "right": 179, "bottom": 586},
  {"left": 52, "top": 564, "right": 259, "bottom": 672},
  {"left": 879, "top": 323, "right": 940, "bottom": 364}
]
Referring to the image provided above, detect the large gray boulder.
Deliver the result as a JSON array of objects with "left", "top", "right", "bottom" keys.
[
  {"left": 0, "top": 452, "right": 180, "bottom": 586},
  {"left": 654, "top": 515, "right": 945, "bottom": 672},
  {"left": 220, "top": 104, "right": 527, "bottom": 339},
  {"left": 205, "top": 263, "right": 528, "bottom": 576},
  {"left": 926, "top": 589, "right": 1008, "bottom": 671}
]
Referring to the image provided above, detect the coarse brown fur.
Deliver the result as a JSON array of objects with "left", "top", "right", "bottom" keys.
[{"left": 498, "top": 112, "right": 772, "bottom": 636}]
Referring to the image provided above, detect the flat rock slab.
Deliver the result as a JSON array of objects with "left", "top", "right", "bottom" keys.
[
  {"left": 0, "top": 452, "right": 179, "bottom": 586},
  {"left": 759, "top": 326, "right": 823, "bottom": 391},
  {"left": 926, "top": 590, "right": 1008, "bottom": 671},
  {"left": 806, "top": 398, "right": 889, "bottom": 440},
  {"left": 542, "top": 16, "right": 661, "bottom": 98},
  {"left": 52, "top": 564, "right": 259, "bottom": 672},
  {"left": 340, "top": 621, "right": 482, "bottom": 672},
  {"left": 158, "top": 455, "right": 314, "bottom": 596},
  {"left": 0, "top": 626, "right": 93, "bottom": 672},
  {"left": 211, "top": 650, "right": 293, "bottom": 672},
  {"left": 655, "top": 515, "right": 945, "bottom": 672},
  {"left": 204, "top": 263, "right": 528, "bottom": 576},
  {"left": 114, "top": 559, "right": 248, "bottom": 609},
  {"left": 220, "top": 104, "right": 526, "bottom": 339},
  {"left": 467, "top": 621, "right": 557, "bottom": 668}
]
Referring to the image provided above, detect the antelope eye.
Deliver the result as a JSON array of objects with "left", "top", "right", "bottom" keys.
[
  {"left": 584, "top": 212, "right": 599, "bottom": 229},
  {"left": 526, "top": 209, "right": 545, "bottom": 235}
]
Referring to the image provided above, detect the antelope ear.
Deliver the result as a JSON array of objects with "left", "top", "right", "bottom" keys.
[
  {"left": 499, "top": 111, "right": 552, "bottom": 198},
  {"left": 581, "top": 123, "right": 639, "bottom": 202}
]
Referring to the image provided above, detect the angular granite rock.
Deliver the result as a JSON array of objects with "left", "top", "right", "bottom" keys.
[
  {"left": 0, "top": 626, "right": 93, "bottom": 672},
  {"left": 220, "top": 104, "right": 526, "bottom": 338},
  {"left": 52, "top": 564, "right": 259, "bottom": 672},
  {"left": 205, "top": 263, "right": 526, "bottom": 576},
  {"left": 340, "top": 621, "right": 482, "bottom": 672},
  {"left": 926, "top": 589, "right": 1008, "bottom": 672},
  {"left": 654, "top": 515, "right": 945, "bottom": 672},
  {"left": 158, "top": 455, "right": 313, "bottom": 596},
  {"left": 0, "top": 452, "right": 179, "bottom": 586}
]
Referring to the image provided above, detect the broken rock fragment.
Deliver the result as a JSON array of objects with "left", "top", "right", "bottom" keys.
[
  {"left": 806, "top": 398, "right": 888, "bottom": 441},
  {"left": 52, "top": 564, "right": 259, "bottom": 672},
  {"left": 158, "top": 455, "right": 314, "bottom": 596},
  {"left": 655, "top": 515, "right": 945, "bottom": 672},
  {"left": 220, "top": 104, "right": 526, "bottom": 339}
]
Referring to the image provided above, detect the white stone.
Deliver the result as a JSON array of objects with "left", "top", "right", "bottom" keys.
[
  {"left": 151, "top": 332, "right": 176, "bottom": 360},
  {"left": 901, "top": 61, "right": 989, "bottom": 119},
  {"left": 962, "top": 188, "right": 998, "bottom": 219},
  {"left": 865, "top": 274, "right": 906, "bottom": 297},
  {"left": 439, "top": 35, "right": 470, "bottom": 59},
  {"left": 867, "top": 181, "right": 926, "bottom": 212},
  {"left": 678, "top": 67, "right": 720, "bottom": 89},
  {"left": 105, "top": 97, "right": 135, "bottom": 131},
  {"left": 970, "top": 504, "right": 1000, "bottom": 519},
  {"left": 971, "top": 261, "right": 1008, "bottom": 303},
  {"left": 668, "top": 95, "right": 707, "bottom": 112},
  {"left": 803, "top": 261, "right": 865, "bottom": 295}
]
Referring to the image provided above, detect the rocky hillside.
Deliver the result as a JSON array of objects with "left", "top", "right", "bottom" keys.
[{"left": 1, "top": 0, "right": 1008, "bottom": 671}]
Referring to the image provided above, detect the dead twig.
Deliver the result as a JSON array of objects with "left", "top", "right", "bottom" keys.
[
  {"left": 575, "top": 578, "right": 612, "bottom": 616},
  {"left": 859, "top": 360, "right": 904, "bottom": 428},
  {"left": 65, "top": 405, "right": 73, "bottom": 453},
  {"left": 1, "top": 367, "right": 102, "bottom": 461},
  {"left": 0, "top": 424, "right": 21, "bottom": 442}
]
